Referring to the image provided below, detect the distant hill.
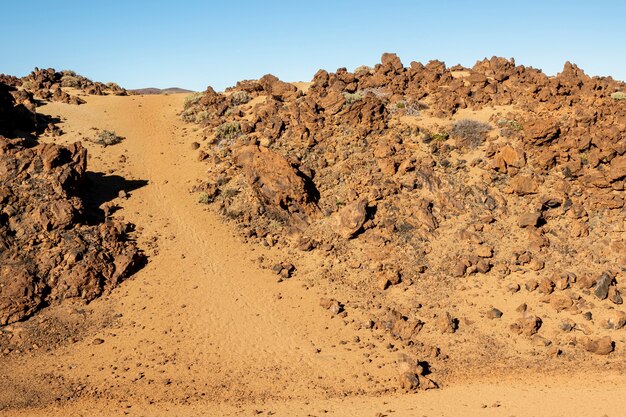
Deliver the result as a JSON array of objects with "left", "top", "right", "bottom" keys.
[{"left": 130, "top": 87, "right": 194, "bottom": 95}]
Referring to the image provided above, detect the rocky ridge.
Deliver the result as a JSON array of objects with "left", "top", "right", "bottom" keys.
[{"left": 184, "top": 53, "right": 626, "bottom": 374}]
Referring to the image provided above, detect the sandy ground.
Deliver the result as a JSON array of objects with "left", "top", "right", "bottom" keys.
[{"left": 1, "top": 93, "right": 625, "bottom": 417}]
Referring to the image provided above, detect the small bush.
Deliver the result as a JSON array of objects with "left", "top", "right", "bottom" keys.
[
  {"left": 360, "top": 87, "right": 389, "bottom": 99},
  {"left": 20, "top": 81, "right": 35, "bottom": 90},
  {"left": 92, "top": 130, "right": 123, "bottom": 146},
  {"left": 231, "top": 90, "right": 251, "bottom": 106},
  {"left": 197, "top": 192, "right": 213, "bottom": 204},
  {"left": 611, "top": 91, "right": 626, "bottom": 100},
  {"left": 450, "top": 119, "right": 491, "bottom": 148},
  {"left": 354, "top": 65, "right": 374, "bottom": 75},
  {"left": 61, "top": 76, "right": 82, "bottom": 88},
  {"left": 343, "top": 91, "right": 364, "bottom": 105},
  {"left": 215, "top": 121, "right": 242, "bottom": 142},
  {"left": 183, "top": 92, "right": 203, "bottom": 108},
  {"left": 497, "top": 118, "right": 523, "bottom": 131},
  {"left": 393, "top": 100, "right": 422, "bottom": 116}
]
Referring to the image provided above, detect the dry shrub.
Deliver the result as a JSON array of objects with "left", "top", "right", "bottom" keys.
[{"left": 450, "top": 119, "right": 491, "bottom": 148}]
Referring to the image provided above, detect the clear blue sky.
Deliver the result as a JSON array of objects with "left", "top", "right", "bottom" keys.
[{"left": 1, "top": 1, "right": 625, "bottom": 91}]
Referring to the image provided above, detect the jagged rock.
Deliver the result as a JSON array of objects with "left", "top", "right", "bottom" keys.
[
  {"left": 235, "top": 145, "right": 315, "bottom": 228},
  {"left": 336, "top": 198, "right": 368, "bottom": 239},
  {"left": 510, "top": 315, "right": 542, "bottom": 336},
  {"left": 518, "top": 212, "right": 541, "bottom": 228},
  {"left": 594, "top": 272, "right": 613, "bottom": 300},
  {"left": 0, "top": 136, "right": 141, "bottom": 325}
]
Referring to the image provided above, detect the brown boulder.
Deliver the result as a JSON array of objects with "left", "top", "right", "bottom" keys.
[
  {"left": 584, "top": 336, "right": 614, "bottom": 355},
  {"left": 235, "top": 145, "right": 316, "bottom": 225},
  {"left": 336, "top": 198, "right": 368, "bottom": 239}
]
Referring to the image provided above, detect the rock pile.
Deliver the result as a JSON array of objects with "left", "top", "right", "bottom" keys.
[
  {"left": 185, "top": 53, "right": 625, "bottom": 368},
  {"left": 0, "top": 81, "right": 140, "bottom": 325},
  {"left": 5, "top": 68, "right": 128, "bottom": 106}
]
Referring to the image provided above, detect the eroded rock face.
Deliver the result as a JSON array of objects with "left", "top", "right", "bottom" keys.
[
  {"left": 0, "top": 127, "right": 140, "bottom": 325},
  {"left": 234, "top": 145, "right": 317, "bottom": 229}
]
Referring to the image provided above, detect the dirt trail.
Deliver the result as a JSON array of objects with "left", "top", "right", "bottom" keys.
[{"left": 1, "top": 94, "right": 625, "bottom": 417}]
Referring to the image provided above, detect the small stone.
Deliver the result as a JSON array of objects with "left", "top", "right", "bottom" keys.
[
  {"left": 476, "top": 245, "right": 493, "bottom": 258},
  {"left": 436, "top": 312, "right": 457, "bottom": 334},
  {"left": 486, "top": 308, "right": 503, "bottom": 319},
  {"left": 118, "top": 190, "right": 127, "bottom": 199},
  {"left": 608, "top": 286, "right": 622, "bottom": 304},
  {"left": 550, "top": 294, "right": 573, "bottom": 312},
  {"left": 518, "top": 212, "right": 541, "bottom": 228},
  {"left": 191, "top": 141, "right": 200, "bottom": 150},
  {"left": 452, "top": 261, "right": 467, "bottom": 277},
  {"left": 594, "top": 272, "right": 613, "bottom": 300},
  {"left": 92, "top": 338, "right": 104, "bottom": 345},
  {"left": 516, "top": 303, "right": 528, "bottom": 313},
  {"left": 476, "top": 259, "right": 491, "bottom": 273},
  {"left": 399, "top": 372, "right": 420, "bottom": 390},
  {"left": 507, "top": 283, "right": 521, "bottom": 293},
  {"left": 559, "top": 319, "right": 576, "bottom": 332},
  {"left": 538, "top": 277, "right": 555, "bottom": 294},
  {"left": 528, "top": 259, "right": 545, "bottom": 271},
  {"left": 578, "top": 275, "right": 596, "bottom": 289},
  {"left": 510, "top": 315, "right": 542, "bottom": 336},
  {"left": 584, "top": 336, "right": 614, "bottom": 355},
  {"left": 525, "top": 280, "right": 539, "bottom": 292},
  {"left": 554, "top": 273, "right": 573, "bottom": 290},
  {"left": 377, "top": 275, "right": 390, "bottom": 291},
  {"left": 606, "top": 310, "right": 626, "bottom": 329},
  {"left": 531, "top": 335, "right": 552, "bottom": 347},
  {"left": 582, "top": 311, "right": 592, "bottom": 321}
]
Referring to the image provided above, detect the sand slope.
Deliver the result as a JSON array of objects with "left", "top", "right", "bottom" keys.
[{"left": 1, "top": 94, "right": 624, "bottom": 417}]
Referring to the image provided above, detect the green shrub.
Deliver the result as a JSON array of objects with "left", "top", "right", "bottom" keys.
[
  {"left": 197, "top": 192, "right": 213, "bottom": 204},
  {"left": 393, "top": 100, "right": 422, "bottom": 116},
  {"left": 231, "top": 90, "right": 251, "bottom": 106},
  {"left": 92, "top": 130, "right": 123, "bottom": 146},
  {"left": 497, "top": 118, "right": 523, "bottom": 131},
  {"left": 61, "top": 76, "right": 82, "bottom": 88},
  {"left": 431, "top": 132, "right": 449, "bottom": 142},
  {"left": 611, "top": 92, "right": 626, "bottom": 100},
  {"left": 343, "top": 91, "right": 364, "bottom": 105},
  {"left": 450, "top": 119, "right": 491, "bottom": 148},
  {"left": 184, "top": 92, "right": 203, "bottom": 108},
  {"left": 215, "top": 121, "right": 242, "bottom": 142},
  {"left": 354, "top": 65, "right": 374, "bottom": 75}
]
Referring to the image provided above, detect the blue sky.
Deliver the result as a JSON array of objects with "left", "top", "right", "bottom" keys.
[{"left": 1, "top": 1, "right": 625, "bottom": 91}]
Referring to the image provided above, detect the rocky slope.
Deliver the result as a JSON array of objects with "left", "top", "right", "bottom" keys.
[
  {"left": 183, "top": 54, "right": 626, "bottom": 370},
  {"left": 3, "top": 68, "right": 128, "bottom": 107},
  {"left": 0, "top": 81, "right": 141, "bottom": 325}
]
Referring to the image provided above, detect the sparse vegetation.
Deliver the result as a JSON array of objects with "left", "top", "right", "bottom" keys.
[
  {"left": 231, "top": 90, "right": 252, "bottom": 106},
  {"left": 450, "top": 119, "right": 491, "bottom": 147},
  {"left": 611, "top": 91, "right": 626, "bottom": 100},
  {"left": 184, "top": 92, "right": 203, "bottom": 108},
  {"left": 342, "top": 91, "right": 364, "bottom": 105},
  {"left": 197, "top": 192, "right": 213, "bottom": 204},
  {"left": 92, "top": 130, "right": 123, "bottom": 146},
  {"left": 392, "top": 100, "right": 422, "bottom": 116},
  {"left": 215, "top": 121, "right": 242, "bottom": 142},
  {"left": 354, "top": 65, "right": 374, "bottom": 75},
  {"left": 61, "top": 76, "right": 82, "bottom": 88},
  {"left": 497, "top": 118, "right": 523, "bottom": 131}
]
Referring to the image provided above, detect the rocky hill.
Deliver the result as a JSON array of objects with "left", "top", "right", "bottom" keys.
[
  {"left": 183, "top": 53, "right": 626, "bottom": 370},
  {"left": 0, "top": 79, "right": 141, "bottom": 325}
]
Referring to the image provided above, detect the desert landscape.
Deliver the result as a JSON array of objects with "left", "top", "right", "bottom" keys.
[{"left": 0, "top": 50, "right": 624, "bottom": 416}]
